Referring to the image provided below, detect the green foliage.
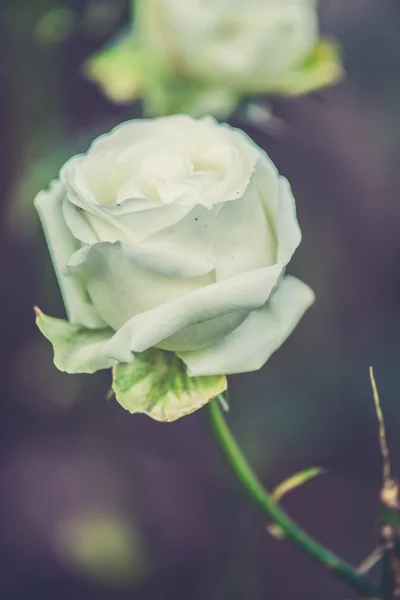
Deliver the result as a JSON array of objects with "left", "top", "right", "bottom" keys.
[{"left": 271, "top": 467, "right": 325, "bottom": 503}]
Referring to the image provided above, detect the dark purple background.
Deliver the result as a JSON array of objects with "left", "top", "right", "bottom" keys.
[{"left": 2, "top": 1, "right": 400, "bottom": 598}]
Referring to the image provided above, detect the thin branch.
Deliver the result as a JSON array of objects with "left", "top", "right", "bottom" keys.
[
  {"left": 370, "top": 367, "right": 391, "bottom": 484},
  {"left": 370, "top": 368, "right": 400, "bottom": 599}
]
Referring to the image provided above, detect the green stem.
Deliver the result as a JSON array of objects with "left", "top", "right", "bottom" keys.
[{"left": 206, "top": 398, "right": 381, "bottom": 599}]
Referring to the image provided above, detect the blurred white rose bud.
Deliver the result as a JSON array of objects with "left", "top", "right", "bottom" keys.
[
  {"left": 35, "top": 115, "right": 314, "bottom": 421},
  {"left": 84, "top": 0, "right": 342, "bottom": 117}
]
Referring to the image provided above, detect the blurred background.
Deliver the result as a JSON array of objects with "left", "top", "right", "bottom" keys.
[{"left": 2, "top": 0, "right": 400, "bottom": 598}]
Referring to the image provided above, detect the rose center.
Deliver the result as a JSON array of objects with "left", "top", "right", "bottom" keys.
[{"left": 116, "top": 148, "right": 227, "bottom": 209}]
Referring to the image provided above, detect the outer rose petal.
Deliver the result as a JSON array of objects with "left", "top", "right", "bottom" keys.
[
  {"left": 209, "top": 180, "right": 276, "bottom": 279},
  {"left": 176, "top": 276, "right": 315, "bottom": 376},
  {"left": 35, "top": 309, "right": 115, "bottom": 374},
  {"left": 253, "top": 157, "right": 301, "bottom": 266},
  {"left": 103, "top": 263, "right": 283, "bottom": 361},
  {"left": 68, "top": 241, "right": 215, "bottom": 331},
  {"left": 141, "top": 190, "right": 273, "bottom": 280},
  {"left": 34, "top": 181, "right": 106, "bottom": 329},
  {"left": 276, "top": 177, "right": 302, "bottom": 265}
]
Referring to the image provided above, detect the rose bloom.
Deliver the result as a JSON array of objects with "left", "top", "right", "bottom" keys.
[
  {"left": 35, "top": 115, "right": 314, "bottom": 381},
  {"left": 142, "top": 0, "right": 318, "bottom": 93},
  {"left": 84, "top": 0, "right": 341, "bottom": 118}
]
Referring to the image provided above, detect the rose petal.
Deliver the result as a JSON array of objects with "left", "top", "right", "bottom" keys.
[
  {"left": 209, "top": 178, "right": 276, "bottom": 279},
  {"left": 253, "top": 157, "right": 301, "bottom": 266},
  {"left": 34, "top": 181, "right": 106, "bottom": 328},
  {"left": 62, "top": 198, "right": 97, "bottom": 244},
  {"left": 177, "top": 276, "right": 315, "bottom": 376},
  {"left": 68, "top": 241, "right": 215, "bottom": 331},
  {"left": 101, "top": 202, "right": 193, "bottom": 245},
  {"left": 157, "top": 309, "right": 249, "bottom": 352},
  {"left": 103, "top": 263, "right": 283, "bottom": 361},
  {"left": 143, "top": 203, "right": 220, "bottom": 270},
  {"left": 62, "top": 164, "right": 194, "bottom": 246},
  {"left": 276, "top": 177, "right": 302, "bottom": 265}
]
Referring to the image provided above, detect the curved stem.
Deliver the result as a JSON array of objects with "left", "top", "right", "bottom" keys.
[{"left": 206, "top": 398, "right": 381, "bottom": 599}]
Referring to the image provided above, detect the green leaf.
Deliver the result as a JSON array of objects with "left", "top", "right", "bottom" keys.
[
  {"left": 35, "top": 308, "right": 115, "bottom": 374},
  {"left": 112, "top": 348, "right": 227, "bottom": 422},
  {"left": 267, "top": 38, "right": 343, "bottom": 97},
  {"left": 267, "top": 467, "right": 325, "bottom": 540},
  {"left": 271, "top": 467, "right": 325, "bottom": 503}
]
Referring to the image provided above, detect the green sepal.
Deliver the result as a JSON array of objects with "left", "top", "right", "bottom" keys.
[
  {"left": 112, "top": 348, "right": 227, "bottom": 422},
  {"left": 83, "top": 33, "right": 158, "bottom": 105},
  {"left": 267, "top": 38, "right": 343, "bottom": 97},
  {"left": 143, "top": 72, "right": 240, "bottom": 118},
  {"left": 35, "top": 307, "right": 115, "bottom": 374}
]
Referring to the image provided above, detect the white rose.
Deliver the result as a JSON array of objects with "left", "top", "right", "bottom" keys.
[
  {"left": 142, "top": 0, "right": 317, "bottom": 93},
  {"left": 35, "top": 115, "right": 314, "bottom": 420},
  {"left": 84, "top": 0, "right": 342, "bottom": 118}
]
